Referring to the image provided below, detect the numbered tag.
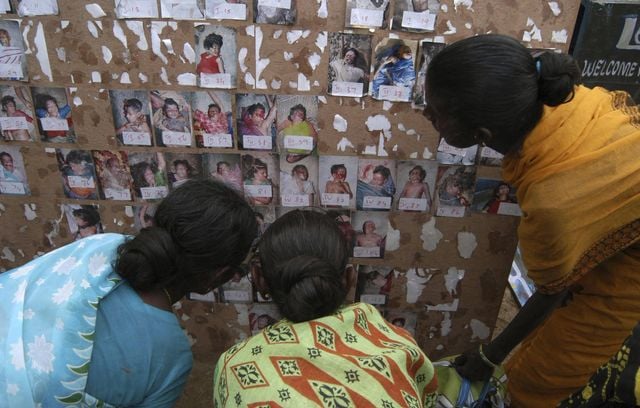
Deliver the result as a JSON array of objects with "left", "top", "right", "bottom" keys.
[
  {"left": 436, "top": 205, "right": 465, "bottom": 218},
  {"left": 284, "top": 135, "right": 314, "bottom": 151},
  {"left": 208, "top": 2, "right": 247, "bottom": 19},
  {"left": 378, "top": 85, "right": 412, "bottom": 102},
  {"left": 497, "top": 202, "right": 522, "bottom": 216},
  {"left": 321, "top": 193, "right": 350, "bottom": 206},
  {"left": 67, "top": 176, "right": 95, "bottom": 189},
  {"left": 104, "top": 187, "right": 132, "bottom": 201},
  {"left": 18, "top": 0, "right": 58, "bottom": 15},
  {"left": 282, "top": 194, "right": 310, "bottom": 207},
  {"left": 350, "top": 8, "right": 384, "bottom": 27},
  {"left": 363, "top": 196, "right": 392, "bottom": 210},
  {"left": 222, "top": 289, "right": 252, "bottom": 302},
  {"left": 243, "top": 135, "right": 272, "bottom": 150},
  {"left": 203, "top": 133, "right": 233, "bottom": 148},
  {"left": 140, "top": 186, "right": 168, "bottom": 200},
  {"left": 353, "top": 246, "right": 381, "bottom": 258},
  {"left": 360, "top": 294, "right": 387, "bottom": 305},
  {"left": 40, "top": 117, "right": 69, "bottom": 131},
  {"left": 200, "top": 73, "right": 232, "bottom": 89},
  {"left": 115, "top": 0, "right": 159, "bottom": 18},
  {"left": 162, "top": 131, "right": 191, "bottom": 146},
  {"left": 402, "top": 10, "right": 436, "bottom": 30},
  {"left": 398, "top": 198, "right": 427, "bottom": 211},
  {"left": 245, "top": 184, "right": 272, "bottom": 198},
  {"left": 259, "top": 0, "right": 291, "bottom": 8},
  {"left": 438, "top": 138, "right": 467, "bottom": 156},
  {"left": 189, "top": 290, "right": 217, "bottom": 302},
  {"left": 0, "top": 64, "right": 24, "bottom": 79},
  {"left": 0, "top": 116, "right": 29, "bottom": 130},
  {"left": 122, "top": 131, "right": 152, "bottom": 146},
  {"left": 0, "top": 181, "right": 26, "bottom": 194},
  {"left": 331, "top": 81, "right": 364, "bottom": 97}
]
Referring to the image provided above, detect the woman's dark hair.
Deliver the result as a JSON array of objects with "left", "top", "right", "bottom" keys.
[
  {"left": 426, "top": 34, "right": 581, "bottom": 153},
  {"left": 116, "top": 179, "right": 257, "bottom": 293},
  {"left": 257, "top": 210, "right": 349, "bottom": 323},
  {"left": 204, "top": 33, "right": 223, "bottom": 50}
]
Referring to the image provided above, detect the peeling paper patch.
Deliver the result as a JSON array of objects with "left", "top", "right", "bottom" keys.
[
  {"left": 548, "top": 1, "right": 561, "bottom": 16},
  {"left": 55, "top": 47, "right": 66, "bottom": 62},
  {"left": 337, "top": 137, "right": 355, "bottom": 152},
  {"left": 551, "top": 29, "right": 568, "bottom": 44},
  {"left": 160, "top": 67, "right": 171, "bottom": 85},
  {"left": 273, "top": 30, "right": 282, "bottom": 39},
  {"left": 444, "top": 20, "right": 457, "bottom": 35},
  {"left": 125, "top": 21, "right": 148, "bottom": 50},
  {"left": 283, "top": 51, "right": 293, "bottom": 61},
  {"left": 125, "top": 206, "right": 134, "bottom": 217},
  {"left": 422, "top": 147, "right": 433, "bottom": 159},
  {"left": 333, "top": 114, "right": 348, "bottom": 132},
  {"left": 377, "top": 133, "right": 388, "bottom": 157},
  {"left": 406, "top": 129, "right": 416, "bottom": 135},
  {"left": 24, "top": 204, "right": 37, "bottom": 220},
  {"left": 363, "top": 145, "right": 377, "bottom": 155},
  {"left": 421, "top": 218, "right": 443, "bottom": 251},
  {"left": 427, "top": 299, "right": 459, "bottom": 312},
  {"left": 91, "top": 71, "right": 101, "bottom": 83},
  {"left": 444, "top": 267, "right": 465, "bottom": 295},
  {"left": 365, "top": 114, "right": 391, "bottom": 131},
  {"left": 454, "top": 0, "right": 474, "bottom": 12},
  {"left": 523, "top": 18, "right": 542, "bottom": 42},
  {"left": 0, "top": 202, "right": 5, "bottom": 214},
  {"left": 73, "top": 96, "right": 82, "bottom": 106},
  {"left": 244, "top": 72, "right": 255, "bottom": 86},
  {"left": 315, "top": 31, "right": 327, "bottom": 53},
  {"left": 238, "top": 48, "right": 248, "bottom": 72},
  {"left": 87, "top": 21, "right": 100, "bottom": 38},
  {"left": 177, "top": 72, "right": 196, "bottom": 86},
  {"left": 318, "top": 96, "right": 327, "bottom": 104},
  {"left": 457, "top": 231, "right": 477, "bottom": 258},
  {"left": 113, "top": 20, "right": 128, "bottom": 49},
  {"left": 317, "top": 0, "right": 328, "bottom": 18},
  {"left": 138, "top": 72, "right": 149, "bottom": 83},
  {"left": 398, "top": 123, "right": 406, "bottom": 131},
  {"left": 183, "top": 43, "right": 195, "bottom": 64},
  {"left": 297, "top": 73, "right": 310, "bottom": 91},
  {"left": 383, "top": 101, "right": 393, "bottom": 111},
  {"left": 245, "top": 25, "right": 255, "bottom": 36},
  {"left": 1, "top": 247, "right": 15, "bottom": 262},
  {"left": 441, "top": 4, "right": 448, "bottom": 12},
  {"left": 85, "top": 3, "right": 106, "bottom": 18},
  {"left": 270, "top": 79, "right": 282, "bottom": 89},
  {"left": 34, "top": 22, "right": 53, "bottom": 82},
  {"left": 286, "top": 30, "right": 304, "bottom": 44},
  {"left": 441, "top": 312, "right": 452, "bottom": 336},
  {"left": 101, "top": 46, "right": 112, "bottom": 64},
  {"left": 406, "top": 268, "right": 432, "bottom": 303},
  {"left": 385, "top": 222, "right": 400, "bottom": 251},
  {"left": 234, "top": 303, "right": 250, "bottom": 325},
  {"left": 465, "top": 23, "right": 472, "bottom": 29},
  {"left": 255, "top": 26, "right": 269, "bottom": 89},
  {"left": 307, "top": 52, "right": 321, "bottom": 71},
  {"left": 469, "top": 318, "right": 491, "bottom": 340},
  {"left": 151, "top": 22, "right": 169, "bottom": 64},
  {"left": 120, "top": 72, "right": 131, "bottom": 84},
  {"left": 23, "top": 22, "right": 32, "bottom": 55}
]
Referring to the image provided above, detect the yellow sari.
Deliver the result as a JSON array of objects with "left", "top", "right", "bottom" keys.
[{"left": 502, "top": 86, "right": 640, "bottom": 407}]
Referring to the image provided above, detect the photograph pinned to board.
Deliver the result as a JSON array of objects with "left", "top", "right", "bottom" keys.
[
  {"left": 160, "top": 0, "right": 205, "bottom": 19},
  {"left": 356, "top": 158, "right": 396, "bottom": 211},
  {"left": 370, "top": 37, "right": 418, "bottom": 102},
  {"left": 355, "top": 264, "right": 394, "bottom": 305},
  {"left": 0, "top": 0, "right": 14, "bottom": 14},
  {"left": 192, "top": 90, "right": 234, "bottom": 148},
  {"left": 62, "top": 204, "right": 104, "bottom": 242},
  {"left": 276, "top": 95, "right": 319, "bottom": 163},
  {"left": 0, "top": 85, "right": 36, "bottom": 141},
  {"left": 109, "top": 89, "right": 153, "bottom": 147},
  {"left": 327, "top": 32, "right": 372, "bottom": 98},
  {"left": 114, "top": 0, "right": 160, "bottom": 19},
  {"left": 195, "top": 25, "right": 237, "bottom": 89},
  {"left": 164, "top": 152, "right": 202, "bottom": 189},
  {"left": 236, "top": 93, "right": 277, "bottom": 151},
  {"left": 132, "top": 203, "right": 157, "bottom": 231},
  {"left": 412, "top": 39, "right": 445, "bottom": 108},
  {"left": 0, "top": 146, "right": 29, "bottom": 195},
  {"left": 319, "top": 155, "right": 358, "bottom": 209},
  {"left": 128, "top": 152, "right": 169, "bottom": 201},
  {"left": 249, "top": 303, "right": 282, "bottom": 335},
  {"left": 92, "top": 150, "right": 133, "bottom": 201},
  {"left": 471, "top": 178, "right": 521, "bottom": 216},
  {"left": 206, "top": 0, "right": 247, "bottom": 20},
  {"left": 0, "top": 20, "right": 27, "bottom": 81},
  {"left": 386, "top": 308, "right": 418, "bottom": 336},
  {"left": 219, "top": 268, "right": 253, "bottom": 303},
  {"left": 391, "top": 0, "right": 437, "bottom": 32},
  {"left": 345, "top": 0, "right": 390, "bottom": 29},
  {"left": 325, "top": 208, "right": 356, "bottom": 253},
  {"left": 436, "top": 137, "right": 478, "bottom": 166},
  {"left": 395, "top": 160, "right": 437, "bottom": 212},
  {"left": 203, "top": 152, "right": 243, "bottom": 192},
  {"left": 56, "top": 149, "right": 99, "bottom": 200},
  {"left": 253, "top": 0, "right": 296, "bottom": 25},
  {"left": 17, "top": 0, "right": 58, "bottom": 16},
  {"left": 241, "top": 152, "right": 279, "bottom": 206},
  {"left": 434, "top": 165, "right": 477, "bottom": 218},
  {"left": 478, "top": 145, "right": 504, "bottom": 167},
  {"left": 253, "top": 205, "right": 276, "bottom": 246},
  {"left": 279, "top": 154, "right": 318, "bottom": 208},
  {"left": 149, "top": 90, "right": 192, "bottom": 147},
  {"left": 32, "top": 87, "right": 74, "bottom": 143},
  {"left": 352, "top": 210, "right": 389, "bottom": 258}
]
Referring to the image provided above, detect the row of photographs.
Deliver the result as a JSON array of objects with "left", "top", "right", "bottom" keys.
[
  {"left": 0, "top": 147, "right": 520, "bottom": 217},
  {"left": 0, "top": 15, "right": 445, "bottom": 102},
  {"left": 5, "top": 0, "right": 440, "bottom": 35}
]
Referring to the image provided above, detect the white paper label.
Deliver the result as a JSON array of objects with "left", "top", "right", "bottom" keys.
[
  {"left": 438, "top": 139, "right": 467, "bottom": 156},
  {"left": 481, "top": 146, "right": 503, "bottom": 159},
  {"left": 162, "top": 131, "right": 191, "bottom": 146},
  {"left": 0, "top": 181, "right": 25, "bottom": 194},
  {"left": 162, "top": 0, "right": 203, "bottom": 19},
  {"left": 284, "top": 135, "right": 314, "bottom": 151},
  {"left": 350, "top": 8, "right": 384, "bottom": 27},
  {"left": 378, "top": 85, "right": 412, "bottom": 101},
  {"left": 40, "top": 117, "right": 69, "bottom": 131},
  {"left": 353, "top": 246, "right": 381, "bottom": 258},
  {"left": 497, "top": 202, "right": 522, "bottom": 216},
  {"left": 243, "top": 135, "right": 272, "bottom": 150},
  {"left": 104, "top": 187, "right": 132, "bottom": 201},
  {"left": 321, "top": 193, "right": 350, "bottom": 206},
  {"left": 222, "top": 289, "right": 252, "bottom": 302},
  {"left": 67, "top": 176, "right": 95, "bottom": 189},
  {"left": 281, "top": 194, "right": 310, "bottom": 207},
  {"left": 398, "top": 197, "right": 427, "bottom": 211},
  {"left": 115, "top": 0, "right": 159, "bottom": 18},
  {"left": 0, "top": 0, "right": 11, "bottom": 13},
  {"left": 203, "top": 133, "right": 233, "bottom": 148},
  {"left": 208, "top": 2, "right": 246, "bottom": 19},
  {"left": 140, "top": 186, "right": 168, "bottom": 200},
  {"left": 259, "top": 0, "right": 291, "bottom": 9},
  {"left": 360, "top": 294, "right": 387, "bottom": 305},
  {"left": 18, "top": 0, "right": 57, "bottom": 15},
  {"left": 363, "top": 195, "right": 392, "bottom": 209},
  {"left": 331, "top": 81, "right": 364, "bottom": 97},
  {"left": 200, "top": 73, "right": 232, "bottom": 88},
  {"left": 436, "top": 205, "right": 465, "bottom": 217},
  {"left": 401, "top": 10, "right": 436, "bottom": 30},
  {"left": 245, "top": 184, "right": 272, "bottom": 197},
  {"left": 122, "top": 131, "right": 152, "bottom": 146},
  {"left": 0, "top": 64, "right": 24, "bottom": 79},
  {"left": 0, "top": 116, "right": 29, "bottom": 130},
  {"left": 189, "top": 291, "right": 217, "bottom": 302}
]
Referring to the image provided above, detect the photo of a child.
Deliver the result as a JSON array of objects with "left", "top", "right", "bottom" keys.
[
  {"left": 56, "top": 149, "right": 99, "bottom": 200},
  {"left": 110, "top": 90, "right": 153, "bottom": 146}
]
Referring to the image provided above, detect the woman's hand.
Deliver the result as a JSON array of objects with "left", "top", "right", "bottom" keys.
[{"left": 453, "top": 346, "right": 496, "bottom": 381}]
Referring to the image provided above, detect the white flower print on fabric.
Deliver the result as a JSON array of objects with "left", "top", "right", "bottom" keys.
[
  {"left": 55, "top": 318, "right": 64, "bottom": 330},
  {"left": 35, "top": 278, "right": 45, "bottom": 286},
  {"left": 88, "top": 253, "right": 108, "bottom": 277},
  {"left": 27, "top": 334, "right": 55, "bottom": 374},
  {"left": 10, "top": 339, "right": 25, "bottom": 370},
  {"left": 6, "top": 383, "right": 19, "bottom": 396},
  {"left": 80, "top": 279, "right": 91, "bottom": 289},
  {"left": 12, "top": 280, "right": 27, "bottom": 304},
  {"left": 52, "top": 256, "right": 80, "bottom": 276},
  {"left": 10, "top": 264, "right": 35, "bottom": 279},
  {"left": 52, "top": 279, "right": 76, "bottom": 305}
]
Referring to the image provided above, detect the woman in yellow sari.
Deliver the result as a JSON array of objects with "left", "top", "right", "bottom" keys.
[{"left": 423, "top": 34, "right": 640, "bottom": 407}]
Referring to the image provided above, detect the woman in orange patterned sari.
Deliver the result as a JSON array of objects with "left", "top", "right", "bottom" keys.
[{"left": 423, "top": 34, "right": 640, "bottom": 407}]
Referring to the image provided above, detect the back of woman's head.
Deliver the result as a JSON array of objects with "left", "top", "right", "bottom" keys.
[
  {"left": 116, "top": 179, "right": 257, "bottom": 293},
  {"left": 257, "top": 210, "right": 349, "bottom": 323},
  {"left": 426, "top": 34, "right": 581, "bottom": 152}
]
